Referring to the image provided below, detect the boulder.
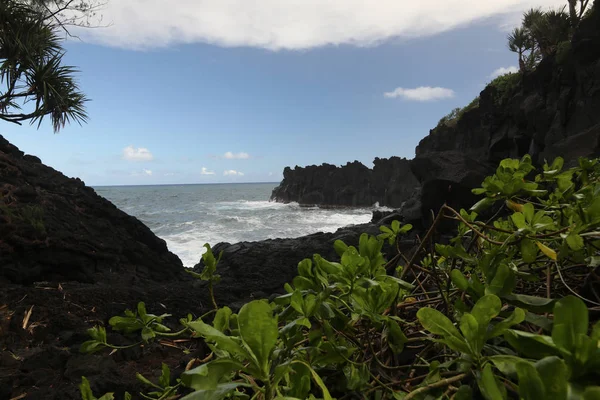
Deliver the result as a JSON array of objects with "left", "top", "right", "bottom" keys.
[{"left": 0, "top": 135, "right": 185, "bottom": 284}]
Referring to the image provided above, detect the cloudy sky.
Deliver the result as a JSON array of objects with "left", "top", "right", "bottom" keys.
[{"left": 2, "top": 0, "right": 562, "bottom": 185}]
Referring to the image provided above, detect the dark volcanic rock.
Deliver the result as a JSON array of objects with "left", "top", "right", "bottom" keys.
[
  {"left": 0, "top": 135, "right": 185, "bottom": 284},
  {"left": 416, "top": 5, "right": 600, "bottom": 164},
  {"left": 194, "top": 223, "right": 417, "bottom": 308},
  {"left": 270, "top": 157, "right": 419, "bottom": 208}
]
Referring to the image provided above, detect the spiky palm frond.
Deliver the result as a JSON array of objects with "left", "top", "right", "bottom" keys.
[{"left": 0, "top": 0, "right": 88, "bottom": 132}]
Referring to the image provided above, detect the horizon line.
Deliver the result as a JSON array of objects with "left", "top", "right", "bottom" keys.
[{"left": 92, "top": 181, "right": 281, "bottom": 188}]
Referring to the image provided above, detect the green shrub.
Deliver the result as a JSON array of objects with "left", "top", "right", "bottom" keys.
[
  {"left": 489, "top": 72, "right": 521, "bottom": 105},
  {"left": 556, "top": 40, "right": 572, "bottom": 64},
  {"left": 81, "top": 155, "right": 600, "bottom": 400},
  {"left": 436, "top": 96, "right": 480, "bottom": 129}
]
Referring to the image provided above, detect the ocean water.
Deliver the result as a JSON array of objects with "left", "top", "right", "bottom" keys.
[{"left": 94, "top": 183, "right": 378, "bottom": 267}]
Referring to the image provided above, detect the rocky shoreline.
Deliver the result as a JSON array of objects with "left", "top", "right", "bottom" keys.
[{"left": 1, "top": 5, "right": 599, "bottom": 399}]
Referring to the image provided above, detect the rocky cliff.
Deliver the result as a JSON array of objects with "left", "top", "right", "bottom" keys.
[
  {"left": 417, "top": 4, "right": 600, "bottom": 164},
  {"left": 0, "top": 135, "right": 185, "bottom": 284},
  {"left": 271, "top": 4, "right": 600, "bottom": 214}
]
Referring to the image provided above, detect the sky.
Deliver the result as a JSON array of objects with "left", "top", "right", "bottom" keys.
[{"left": 1, "top": 0, "right": 564, "bottom": 186}]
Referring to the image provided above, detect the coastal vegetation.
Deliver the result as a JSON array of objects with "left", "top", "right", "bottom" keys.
[{"left": 80, "top": 154, "right": 600, "bottom": 399}]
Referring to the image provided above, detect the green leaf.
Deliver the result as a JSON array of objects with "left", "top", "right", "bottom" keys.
[
  {"left": 80, "top": 377, "right": 96, "bottom": 400},
  {"left": 516, "top": 361, "right": 545, "bottom": 400},
  {"left": 79, "top": 340, "right": 105, "bottom": 354},
  {"left": 292, "top": 361, "right": 333, "bottom": 400},
  {"left": 159, "top": 363, "right": 171, "bottom": 388},
  {"left": 488, "top": 355, "right": 526, "bottom": 376},
  {"left": 552, "top": 296, "right": 588, "bottom": 353},
  {"left": 141, "top": 326, "right": 155, "bottom": 342},
  {"left": 471, "top": 294, "right": 501, "bottom": 327},
  {"left": 417, "top": 307, "right": 470, "bottom": 353},
  {"left": 486, "top": 264, "right": 516, "bottom": 297},
  {"left": 186, "top": 320, "right": 248, "bottom": 359},
  {"left": 213, "top": 307, "right": 232, "bottom": 333},
  {"left": 386, "top": 318, "right": 408, "bottom": 354},
  {"left": 566, "top": 232, "right": 585, "bottom": 251},
  {"left": 460, "top": 313, "right": 481, "bottom": 354},
  {"left": 238, "top": 300, "right": 279, "bottom": 377},
  {"left": 488, "top": 308, "right": 525, "bottom": 338},
  {"left": 451, "top": 269, "right": 469, "bottom": 291},
  {"left": 181, "top": 359, "right": 244, "bottom": 391},
  {"left": 535, "top": 356, "right": 568, "bottom": 399},
  {"left": 504, "top": 293, "right": 555, "bottom": 313},
  {"left": 477, "top": 364, "right": 506, "bottom": 400},
  {"left": 504, "top": 330, "right": 559, "bottom": 359},
  {"left": 521, "top": 238, "right": 538, "bottom": 263},
  {"left": 180, "top": 382, "right": 251, "bottom": 400},
  {"left": 471, "top": 197, "right": 496, "bottom": 213}
]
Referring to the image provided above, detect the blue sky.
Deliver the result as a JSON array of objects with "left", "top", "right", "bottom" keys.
[{"left": 1, "top": 0, "right": 562, "bottom": 185}]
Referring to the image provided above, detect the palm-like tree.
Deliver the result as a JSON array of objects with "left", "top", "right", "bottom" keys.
[
  {"left": 568, "top": 0, "right": 591, "bottom": 27},
  {"left": 507, "top": 27, "right": 531, "bottom": 72},
  {"left": 0, "top": 0, "right": 90, "bottom": 132}
]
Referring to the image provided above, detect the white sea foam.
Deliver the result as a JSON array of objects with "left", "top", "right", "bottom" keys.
[{"left": 97, "top": 183, "right": 376, "bottom": 268}]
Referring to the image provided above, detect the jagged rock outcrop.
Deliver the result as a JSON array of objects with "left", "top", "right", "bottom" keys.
[
  {"left": 0, "top": 135, "right": 185, "bottom": 284},
  {"left": 416, "top": 4, "right": 600, "bottom": 164},
  {"left": 271, "top": 157, "right": 419, "bottom": 208}
]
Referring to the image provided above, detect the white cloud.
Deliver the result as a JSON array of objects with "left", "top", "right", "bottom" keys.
[
  {"left": 490, "top": 66, "right": 519, "bottom": 78},
  {"left": 224, "top": 151, "right": 250, "bottom": 159},
  {"left": 122, "top": 145, "right": 154, "bottom": 162},
  {"left": 384, "top": 86, "right": 455, "bottom": 102},
  {"left": 201, "top": 167, "right": 215, "bottom": 175},
  {"left": 224, "top": 170, "right": 244, "bottom": 176},
  {"left": 78, "top": 1, "right": 564, "bottom": 51},
  {"left": 143, "top": 169, "right": 153, "bottom": 176}
]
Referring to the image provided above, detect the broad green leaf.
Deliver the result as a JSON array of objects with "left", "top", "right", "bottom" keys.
[
  {"left": 454, "top": 385, "right": 474, "bottom": 400},
  {"left": 391, "top": 220, "right": 400, "bottom": 232},
  {"left": 471, "top": 294, "right": 501, "bottom": 327},
  {"left": 504, "top": 293, "right": 555, "bottom": 313},
  {"left": 451, "top": 269, "right": 469, "bottom": 291},
  {"left": 238, "top": 300, "right": 279, "bottom": 376},
  {"left": 187, "top": 320, "right": 248, "bottom": 359},
  {"left": 505, "top": 330, "right": 559, "bottom": 359},
  {"left": 521, "top": 238, "right": 538, "bottom": 263},
  {"left": 511, "top": 212, "right": 527, "bottom": 230},
  {"left": 80, "top": 377, "right": 97, "bottom": 400},
  {"left": 180, "top": 382, "right": 251, "bottom": 400},
  {"left": 141, "top": 326, "right": 155, "bottom": 342},
  {"left": 488, "top": 308, "right": 525, "bottom": 338},
  {"left": 516, "top": 361, "right": 545, "bottom": 400},
  {"left": 159, "top": 363, "right": 171, "bottom": 388},
  {"left": 386, "top": 318, "right": 408, "bottom": 354},
  {"left": 535, "top": 356, "right": 568, "bottom": 399},
  {"left": 79, "top": 340, "right": 105, "bottom": 354},
  {"left": 460, "top": 313, "right": 480, "bottom": 354},
  {"left": 333, "top": 240, "right": 349, "bottom": 257},
  {"left": 566, "top": 233, "right": 585, "bottom": 251},
  {"left": 488, "top": 355, "right": 526, "bottom": 376},
  {"left": 522, "top": 203, "right": 535, "bottom": 224},
  {"left": 417, "top": 307, "right": 470, "bottom": 353},
  {"left": 213, "top": 307, "right": 232, "bottom": 333},
  {"left": 552, "top": 296, "right": 588, "bottom": 353},
  {"left": 471, "top": 197, "right": 496, "bottom": 213},
  {"left": 292, "top": 361, "right": 333, "bottom": 400},
  {"left": 477, "top": 364, "right": 506, "bottom": 400},
  {"left": 181, "top": 359, "right": 244, "bottom": 390},
  {"left": 486, "top": 264, "right": 516, "bottom": 297}
]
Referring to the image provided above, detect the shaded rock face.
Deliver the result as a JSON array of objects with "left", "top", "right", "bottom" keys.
[
  {"left": 0, "top": 135, "right": 185, "bottom": 284},
  {"left": 270, "top": 157, "right": 419, "bottom": 208},
  {"left": 416, "top": 5, "right": 600, "bottom": 164}
]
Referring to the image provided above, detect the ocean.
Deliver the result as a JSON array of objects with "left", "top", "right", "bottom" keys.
[{"left": 94, "top": 183, "right": 378, "bottom": 267}]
